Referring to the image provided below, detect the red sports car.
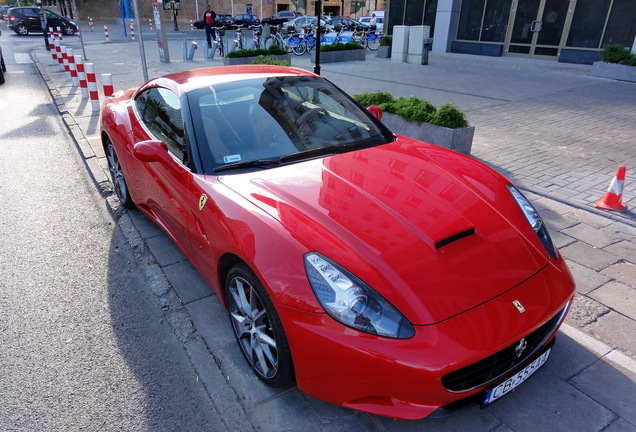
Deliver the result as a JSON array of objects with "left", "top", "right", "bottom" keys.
[{"left": 100, "top": 66, "right": 575, "bottom": 419}]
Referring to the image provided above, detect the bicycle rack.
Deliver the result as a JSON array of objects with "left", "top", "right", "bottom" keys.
[{"left": 182, "top": 40, "right": 198, "bottom": 61}]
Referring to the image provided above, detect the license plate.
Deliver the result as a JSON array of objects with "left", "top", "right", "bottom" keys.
[{"left": 483, "top": 348, "right": 551, "bottom": 406}]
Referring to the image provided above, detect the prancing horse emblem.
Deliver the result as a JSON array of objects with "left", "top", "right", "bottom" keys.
[
  {"left": 199, "top": 194, "right": 208, "bottom": 211},
  {"left": 515, "top": 338, "right": 528, "bottom": 357},
  {"left": 512, "top": 300, "right": 526, "bottom": 313}
]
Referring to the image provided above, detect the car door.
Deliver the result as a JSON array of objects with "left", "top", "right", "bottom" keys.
[{"left": 130, "top": 86, "right": 193, "bottom": 251}]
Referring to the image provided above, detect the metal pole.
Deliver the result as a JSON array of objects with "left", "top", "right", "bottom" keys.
[
  {"left": 36, "top": 1, "right": 49, "bottom": 50},
  {"left": 132, "top": 0, "right": 149, "bottom": 81},
  {"left": 314, "top": 0, "right": 321, "bottom": 75},
  {"left": 70, "top": 0, "right": 87, "bottom": 60}
]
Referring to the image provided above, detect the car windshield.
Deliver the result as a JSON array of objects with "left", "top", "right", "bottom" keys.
[{"left": 187, "top": 75, "right": 392, "bottom": 174}]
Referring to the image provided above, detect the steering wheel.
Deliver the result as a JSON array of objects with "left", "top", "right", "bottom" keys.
[{"left": 296, "top": 108, "right": 329, "bottom": 125}]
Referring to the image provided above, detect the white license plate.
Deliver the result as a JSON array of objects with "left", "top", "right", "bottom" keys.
[{"left": 483, "top": 348, "right": 551, "bottom": 406}]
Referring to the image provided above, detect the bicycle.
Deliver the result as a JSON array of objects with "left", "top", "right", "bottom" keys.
[
  {"left": 356, "top": 29, "right": 382, "bottom": 51},
  {"left": 233, "top": 24, "right": 247, "bottom": 51},
  {"left": 213, "top": 25, "right": 225, "bottom": 57},
  {"left": 251, "top": 25, "right": 263, "bottom": 50},
  {"left": 285, "top": 25, "right": 310, "bottom": 56},
  {"left": 264, "top": 25, "right": 292, "bottom": 53}
]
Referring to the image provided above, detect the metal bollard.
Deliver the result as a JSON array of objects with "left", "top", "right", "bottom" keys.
[
  {"left": 183, "top": 40, "right": 198, "bottom": 61},
  {"left": 205, "top": 44, "right": 215, "bottom": 60}
]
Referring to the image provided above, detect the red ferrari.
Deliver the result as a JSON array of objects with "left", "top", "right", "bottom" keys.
[{"left": 100, "top": 66, "right": 575, "bottom": 419}]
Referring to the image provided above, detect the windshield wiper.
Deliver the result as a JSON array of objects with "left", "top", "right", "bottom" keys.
[
  {"left": 212, "top": 158, "right": 281, "bottom": 173},
  {"left": 279, "top": 142, "right": 371, "bottom": 163}
]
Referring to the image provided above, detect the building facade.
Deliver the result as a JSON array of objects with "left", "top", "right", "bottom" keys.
[{"left": 384, "top": 0, "right": 636, "bottom": 64}]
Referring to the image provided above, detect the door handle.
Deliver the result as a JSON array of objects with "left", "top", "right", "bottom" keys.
[{"left": 530, "top": 20, "right": 542, "bottom": 32}]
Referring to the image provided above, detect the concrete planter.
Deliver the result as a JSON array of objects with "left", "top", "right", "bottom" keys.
[
  {"left": 376, "top": 46, "right": 391, "bottom": 58},
  {"left": 381, "top": 113, "right": 475, "bottom": 155},
  {"left": 590, "top": 62, "right": 636, "bottom": 83},
  {"left": 223, "top": 54, "right": 291, "bottom": 66},
  {"left": 310, "top": 49, "right": 366, "bottom": 63}
]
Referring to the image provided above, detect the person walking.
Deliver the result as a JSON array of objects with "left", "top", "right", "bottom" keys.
[{"left": 202, "top": 4, "right": 217, "bottom": 48}]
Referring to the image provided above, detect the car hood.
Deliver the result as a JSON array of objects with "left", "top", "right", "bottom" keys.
[{"left": 218, "top": 140, "right": 548, "bottom": 324}]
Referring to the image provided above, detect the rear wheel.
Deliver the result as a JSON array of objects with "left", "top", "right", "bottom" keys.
[
  {"left": 105, "top": 138, "right": 134, "bottom": 209},
  {"left": 63, "top": 25, "right": 76, "bottom": 36},
  {"left": 367, "top": 33, "right": 381, "bottom": 51},
  {"left": 16, "top": 24, "right": 29, "bottom": 36},
  {"left": 225, "top": 263, "right": 294, "bottom": 387}
]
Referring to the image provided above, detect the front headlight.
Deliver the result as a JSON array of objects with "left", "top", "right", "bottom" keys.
[
  {"left": 304, "top": 252, "right": 415, "bottom": 338},
  {"left": 508, "top": 185, "right": 557, "bottom": 259}
]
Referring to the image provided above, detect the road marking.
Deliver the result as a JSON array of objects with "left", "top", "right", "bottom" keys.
[
  {"left": 6, "top": 71, "right": 26, "bottom": 74},
  {"left": 14, "top": 53, "right": 34, "bottom": 64}
]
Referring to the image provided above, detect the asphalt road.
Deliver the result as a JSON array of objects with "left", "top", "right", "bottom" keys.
[{"left": 0, "top": 35, "right": 227, "bottom": 431}]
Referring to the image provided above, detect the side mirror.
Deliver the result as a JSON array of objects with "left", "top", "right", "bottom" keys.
[
  {"left": 133, "top": 139, "right": 169, "bottom": 162},
  {"left": 367, "top": 104, "right": 383, "bottom": 121}
]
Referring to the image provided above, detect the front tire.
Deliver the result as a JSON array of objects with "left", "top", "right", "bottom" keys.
[
  {"left": 226, "top": 263, "right": 294, "bottom": 387},
  {"left": 105, "top": 138, "right": 134, "bottom": 209},
  {"left": 63, "top": 25, "right": 76, "bottom": 36}
]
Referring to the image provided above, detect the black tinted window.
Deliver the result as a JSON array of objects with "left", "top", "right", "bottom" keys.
[{"left": 135, "top": 87, "right": 186, "bottom": 163}]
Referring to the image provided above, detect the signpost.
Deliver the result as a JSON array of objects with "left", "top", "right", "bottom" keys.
[{"left": 153, "top": 0, "right": 170, "bottom": 63}]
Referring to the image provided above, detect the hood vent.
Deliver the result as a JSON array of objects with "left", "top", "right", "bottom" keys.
[{"left": 435, "top": 228, "right": 476, "bottom": 250}]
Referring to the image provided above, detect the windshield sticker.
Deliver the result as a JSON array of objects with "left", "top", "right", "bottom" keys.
[{"left": 223, "top": 154, "right": 242, "bottom": 163}]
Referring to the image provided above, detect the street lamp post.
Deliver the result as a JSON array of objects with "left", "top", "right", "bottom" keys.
[{"left": 314, "top": 0, "right": 322, "bottom": 74}]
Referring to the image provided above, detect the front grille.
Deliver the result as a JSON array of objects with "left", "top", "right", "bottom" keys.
[{"left": 442, "top": 305, "right": 567, "bottom": 392}]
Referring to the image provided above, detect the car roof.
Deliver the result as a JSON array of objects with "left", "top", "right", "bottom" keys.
[{"left": 138, "top": 65, "right": 318, "bottom": 96}]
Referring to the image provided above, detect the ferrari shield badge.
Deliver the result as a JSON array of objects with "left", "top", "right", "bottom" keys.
[
  {"left": 512, "top": 300, "right": 526, "bottom": 314},
  {"left": 199, "top": 194, "right": 208, "bottom": 211}
]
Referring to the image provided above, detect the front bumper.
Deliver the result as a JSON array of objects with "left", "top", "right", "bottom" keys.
[{"left": 279, "top": 259, "right": 575, "bottom": 419}]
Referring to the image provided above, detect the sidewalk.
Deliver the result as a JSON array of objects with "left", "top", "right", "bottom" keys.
[{"left": 32, "top": 35, "right": 636, "bottom": 431}]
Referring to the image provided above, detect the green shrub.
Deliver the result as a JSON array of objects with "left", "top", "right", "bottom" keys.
[
  {"left": 625, "top": 54, "right": 636, "bottom": 66},
  {"left": 353, "top": 91, "right": 470, "bottom": 129},
  {"left": 353, "top": 91, "right": 394, "bottom": 107},
  {"left": 392, "top": 96, "right": 436, "bottom": 124},
  {"left": 601, "top": 45, "right": 632, "bottom": 64},
  {"left": 429, "top": 103, "right": 469, "bottom": 129},
  {"left": 226, "top": 45, "right": 287, "bottom": 58},
  {"left": 251, "top": 55, "right": 291, "bottom": 66},
  {"left": 379, "top": 35, "right": 392, "bottom": 47},
  {"left": 320, "top": 41, "right": 364, "bottom": 52}
]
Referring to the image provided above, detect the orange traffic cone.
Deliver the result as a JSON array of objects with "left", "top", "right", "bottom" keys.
[{"left": 595, "top": 165, "right": 627, "bottom": 213}]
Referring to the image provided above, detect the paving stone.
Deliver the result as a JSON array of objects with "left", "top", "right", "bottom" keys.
[
  {"left": 164, "top": 260, "right": 213, "bottom": 304},
  {"left": 602, "top": 418, "right": 636, "bottom": 432},
  {"left": 551, "top": 230, "right": 576, "bottom": 249},
  {"left": 489, "top": 370, "right": 615, "bottom": 432},
  {"left": 604, "top": 240, "right": 636, "bottom": 262},
  {"left": 372, "top": 404, "right": 499, "bottom": 432},
  {"left": 559, "top": 241, "right": 620, "bottom": 271},
  {"left": 561, "top": 223, "right": 623, "bottom": 248},
  {"left": 185, "top": 296, "right": 236, "bottom": 350},
  {"left": 145, "top": 234, "right": 187, "bottom": 267},
  {"left": 601, "top": 262, "right": 636, "bottom": 288},
  {"left": 587, "top": 311, "right": 636, "bottom": 359},
  {"left": 569, "top": 357, "right": 636, "bottom": 425},
  {"left": 589, "top": 281, "right": 636, "bottom": 320},
  {"left": 565, "top": 260, "right": 612, "bottom": 295},
  {"left": 546, "top": 329, "right": 608, "bottom": 380},
  {"left": 129, "top": 210, "right": 165, "bottom": 238},
  {"left": 563, "top": 208, "right": 615, "bottom": 229}
]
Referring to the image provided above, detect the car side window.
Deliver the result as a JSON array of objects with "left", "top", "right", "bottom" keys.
[
  {"left": 24, "top": 8, "right": 39, "bottom": 17},
  {"left": 135, "top": 87, "right": 187, "bottom": 164}
]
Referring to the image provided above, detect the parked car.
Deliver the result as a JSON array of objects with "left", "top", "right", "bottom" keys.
[
  {"left": 101, "top": 65, "right": 575, "bottom": 420},
  {"left": 232, "top": 13, "right": 260, "bottom": 29},
  {"left": 359, "top": 15, "right": 384, "bottom": 27},
  {"left": 261, "top": 10, "right": 302, "bottom": 26},
  {"left": 329, "top": 16, "right": 369, "bottom": 31},
  {"left": 194, "top": 13, "right": 234, "bottom": 29},
  {"left": 282, "top": 16, "right": 332, "bottom": 34},
  {"left": 0, "top": 5, "right": 10, "bottom": 20},
  {"left": 0, "top": 29, "right": 5, "bottom": 85},
  {"left": 8, "top": 7, "right": 78, "bottom": 36}
]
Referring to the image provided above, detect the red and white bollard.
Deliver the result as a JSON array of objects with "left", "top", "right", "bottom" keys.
[
  {"left": 85, "top": 63, "right": 100, "bottom": 112},
  {"left": 54, "top": 38, "right": 63, "bottom": 69},
  {"left": 104, "top": 25, "right": 110, "bottom": 42},
  {"left": 56, "top": 26, "right": 63, "bottom": 42},
  {"left": 190, "top": 20, "right": 194, "bottom": 31},
  {"left": 75, "top": 55, "right": 88, "bottom": 99},
  {"left": 130, "top": 19, "right": 135, "bottom": 41},
  {"left": 48, "top": 28, "right": 57, "bottom": 63},
  {"left": 67, "top": 48, "right": 78, "bottom": 87},
  {"left": 61, "top": 46, "right": 71, "bottom": 80},
  {"left": 149, "top": 19, "right": 153, "bottom": 31},
  {"left": 88, "top": 17, "right": 94, "bottom": 30},
  {"left": 101, "top": 73, "right": 114, "bottom": 98}
]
